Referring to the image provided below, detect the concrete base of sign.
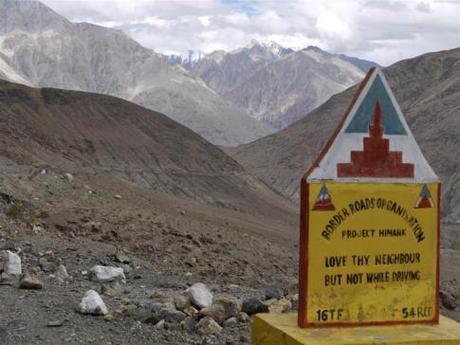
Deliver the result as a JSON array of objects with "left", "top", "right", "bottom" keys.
[{"left": 252, "top": 313, "right": 460, "bottom": 345}]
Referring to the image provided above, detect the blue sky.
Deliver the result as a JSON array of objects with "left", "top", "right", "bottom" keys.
[{"left": 222, "top": 0, "right": 258, "bottom": 15}]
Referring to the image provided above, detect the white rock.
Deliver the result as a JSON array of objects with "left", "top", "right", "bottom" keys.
[
  {"left": 90, "top": 265, "right": 125, "bottom": 283},
  {"left": 2, "top": 250, "right": 21, "bottom": 275},
  {"left": 56, "top": 264, "right": 70, "bottom": 282},
  {"left": 187, "top": 283, "right": 213, "bottom": 309},
  {"left": 64, "top": 173, "right": 74, "bottom": 182},
  {"left": 78, "top": 290, "right": 108, "bottom": 315}
]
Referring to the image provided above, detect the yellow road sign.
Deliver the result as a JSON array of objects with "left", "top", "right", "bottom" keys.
[{"left": 299, "top": 182, "right": 439, "bottom": 326}]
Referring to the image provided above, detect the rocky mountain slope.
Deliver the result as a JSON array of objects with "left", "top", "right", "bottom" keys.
[
  {"left": 0, "top": 79, "right": 293, "bottom": 218},
  {"left": 182, "top": 43, "right": 366, "bottom": 129},
  {"left": 0, "top": 0, "right": 273, "bottom": 146},
  {"left": 228, "top": 47, "right": 460, "bottom": 221},
  {"left": 223, "top": 47, "right": 365, "bottom": 128},
  {"left": 186, "top": 40, "right": 293, "bottom": 95}
]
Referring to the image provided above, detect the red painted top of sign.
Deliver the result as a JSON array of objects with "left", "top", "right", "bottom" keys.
[{"left": 306, "top": 68, "right": 438, "bottom": 183}]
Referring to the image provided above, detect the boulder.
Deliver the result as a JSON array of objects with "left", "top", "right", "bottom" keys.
[
  {"left": 196, "top": 316, "right": 222, "bottom": 335},
  {"left": 174, "top": 294, "right": 191, "bottom": 311},
  {"left": 222, "top": 317, "right": 238, "bottom": 327},
  {"left": 78, "top": 290, "right": 108, "bottom": 315},
  {"left": 241, "top": 297, "right": 269, "bottom": 315},
  {"left": 19, "top": 273, "right": 43, "bottom": 290},
  {"left": 200, "top": 297, "right": 239, "bottom": 324},
  {"left": 2, "top": 251, "right": 21, "bottom": 275},
  {"left": 199, "top": 303, "right": 226, "bottom": 325},
  {"left": 181, "top": 316, "right": 197, "bottom": 333},
  {"left": 187, "top": 282, "right": 213, "bottom": 309},
  {"left": 90, "top": 265, "right": 125, "bottom": 283},
  {"left": 265, "top": 287, "right": 283, "bottom": 300},
  {"left": 164, "top": 309, "right": 187, "bottom": 323}
]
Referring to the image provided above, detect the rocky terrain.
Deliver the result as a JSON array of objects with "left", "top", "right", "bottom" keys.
[
  {"left": 0, "top": 165, "right": 299, "bottom": 344},
  {"left": 222, "top": 47, "right": 364, "bottom": 128},
  {"left": 0, "top": 159, "right": 459, "bottom": 345},
  {"left": 0, "top": 78, "right": 300, "bottom": 344},
  {"left": 228, "top": 47, "right": 460, "bottom": 222},
  {"left": 0, "top": 0, "right": 273, "bottom": 146}
]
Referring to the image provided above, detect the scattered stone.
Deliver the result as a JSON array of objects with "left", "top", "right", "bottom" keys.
[
  {"left": 32, "top": 224, "right": 43, "bottom": 233},
  {"left": 196, "top": 316, "right": 222, "bottom": 335},
  {"left": 181, "top": 316, "right": 197, "bottom": 333},
  {"left": 222, "top": 317, "right": 238, "bottom": 327},
  {"left": 64, "top": 173, "right": 74, "bottom": 183},
  {"left": 200, "top": 297, "right": 239, "bottom": 325},
  {"left": 241, "top": 297, "right": 269, "bottom": 315},
  {"left": 101, "top": 281, "right": 121, "bottom": 297},
  {"left": 283, "top": 280, "right": 298, "bottom": 296},
  {"left": 237, "top": 312, "right": 250, "bottom": 323},
  {"left": 265, "top": 298, "right": 292, "bottom": 313},
  {"left": 90, "top": 265, "right": 125, "bottom": 283},
  {"left": 187, "top": 282, "right": 213, "bottom": 309},
  {"left": 165, "top": 322, "right": 181, "bottom": 331},
  {"left": 78, "top": 290, "right": 108, "bottom": 315},
  {"left": 39, "top": 257, "right": 56, "bottom": 273},
  {"left": 183, "top": 306, "right": 199, "bottom": 318},
  {"left": 2, "top": 250, "right": 21, "bottom": 275},
  {"left": 174, "top": 294, "right": 191, "bottom": 311},
  {"left": 200, "top": 304, "right": 226, "bottom": 325},
  {"left": 153, "top": 319, "right": 165, "bottom": 330},
  {"left": 202, "top": 336, "right": 219, "bottom": 345},
  {"left": 56, "top": 264, "right": 70, "bottom": 283},
  {"left": 0, "top": 272, "right": 12, "bottom": 286},
  {"left": 289, "top": 294, "right": 298, "bottom": 310},
  {"left": 164, "top": 309, "right": 187, "bottom": 324},
  {"left": 19, "top": 273, "right": 43, "bottom": 290},
  {"left": 114, "top": 194, "right": 122, "bottom": 200},
  {"left": 114, "top": 251, "right": 131, "bottom": 264},
  {"left": 265, "top": 287, "right": 283, "bottom": 300},
  {"left": 441, "top": 291, "right": 456, "bottom": 310},
  {"left": 47, "top": 320, "right": 63, "bottom": 327}
]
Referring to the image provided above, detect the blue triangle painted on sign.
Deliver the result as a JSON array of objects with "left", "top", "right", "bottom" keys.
[
  {"left": 345, "top": 74, "right": 407, "bottom": 135},
  {"left": 420, "top": 184, "right": 432, "bottom": 198}
]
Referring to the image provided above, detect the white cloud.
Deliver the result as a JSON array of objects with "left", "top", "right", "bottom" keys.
[{"left": 41, "top": 0, "right": 460, "bottom": 65}]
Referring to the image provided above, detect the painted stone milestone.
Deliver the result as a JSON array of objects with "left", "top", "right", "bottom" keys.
[{"left": 298, "top": 68, "right": 440, "bottom": 328}]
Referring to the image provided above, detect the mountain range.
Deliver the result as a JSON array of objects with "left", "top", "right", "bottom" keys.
[
  {"left": 228, "top": 47, "right": 460, "bottom": 222},
  {"left": 0, "top": 0, "right": 383, "bottom": 145},
  {"left": 0, "top": 0, "right": 274, "bottom": 147},
  {"left": 179, "top": 42, "right": 379, "bottom": 129}
]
